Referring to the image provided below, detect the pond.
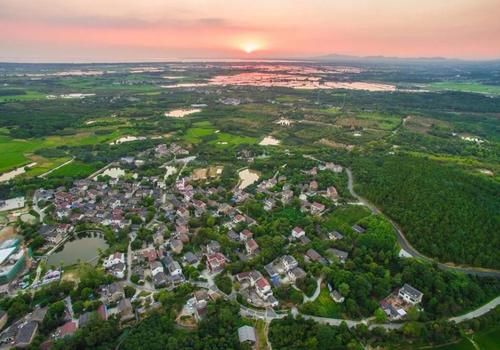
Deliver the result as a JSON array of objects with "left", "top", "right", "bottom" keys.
[
  {"left": 238, "top": 169, "right": 260, "bottom": 190},
  {"left": 47, "top": 236, "right": 108, "bottom": 267}
]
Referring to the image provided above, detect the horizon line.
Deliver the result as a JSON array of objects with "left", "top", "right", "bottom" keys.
[{"left": 1, "top": 54, "right": 500, "bottom": 65}]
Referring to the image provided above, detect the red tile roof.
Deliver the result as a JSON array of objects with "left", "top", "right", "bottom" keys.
[{"left": 256, "top": 277, "right": 270, "bottom": 289}]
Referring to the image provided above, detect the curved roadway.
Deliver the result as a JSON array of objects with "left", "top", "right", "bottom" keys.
[{"left": 345, "top": 168, "right": 500, "bottom": 278}]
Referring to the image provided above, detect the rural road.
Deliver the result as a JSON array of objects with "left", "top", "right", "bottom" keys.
[
  {"left": 303, "top": 277, "right": 323, "bottom": 303},
  {"left": 117, "top": 246, "right": 499, "bottom": 332},
  {"left": 449, "top": 296, "right": 500, "bottom": 323},
  {"left": 304, "top": 154, "right": 500, "bottom": 278},
  {"left": 344, "top": 167, "right": 500, "bottom": 279},
  {"left": 32, "top": 200, "right": 47, "bottom": 222}
]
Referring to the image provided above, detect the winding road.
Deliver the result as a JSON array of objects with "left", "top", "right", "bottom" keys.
[
  {"left": 345, "top": 167, "right": 500, "bottom": 278},
  {"left": 303, "top": 277, "right": 322, "bottom": 303},
  {"left": 449, "top": 296, "right": 500, "bottom": 324}
]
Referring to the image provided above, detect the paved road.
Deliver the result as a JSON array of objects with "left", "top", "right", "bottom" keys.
[
  {"left": 120, "top": 265, "right": 500, "bottom": 330},
  {"left": 32, "top": 264, "right": 43, "bottom": 286},
  {"left": 346, "top": 168, "right": 421, "bottom": 257},
  {"left": 449, "top": 296, "right": 500, "bottom": 324},
  {"left": 32, "top": 200, "right": 46, "bottom": 222},
  {"left": 126, "top": 236, "right": 133, "bottom": 284},
  {"left": 303, "top": 277, "right": 322, "bottom": 303},
  {"left": 306, "top": 153, "right": 500, "bottom": 278},
  {"left": 345, "top": 167, "right": 500, "bottom": 279}
]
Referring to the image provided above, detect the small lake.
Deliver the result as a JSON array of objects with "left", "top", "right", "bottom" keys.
[
  {"left": 47, "top": 236, "right": 108, "bottom": 267},
  {"left": 238, "top": 169, "right": 260, "bottom": 190}
]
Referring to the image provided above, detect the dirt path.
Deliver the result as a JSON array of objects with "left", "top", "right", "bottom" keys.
[{"left": 38, "top": 157, "right": 75, "bottom": 178}]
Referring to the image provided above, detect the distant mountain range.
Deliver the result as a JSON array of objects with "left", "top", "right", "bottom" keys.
[{"left": 311, "top": 53, "right": 499, "bottom": 63}]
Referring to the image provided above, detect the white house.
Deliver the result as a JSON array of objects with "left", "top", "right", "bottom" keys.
[
  {"left": 291, "top": 227, "right": 305, "bottom": 239},
  {"left": 398, "top": 284, "right": 424, "bottom": 305},
  {"left": 103, "top": 252, "right": 125, "bottom": 269},
  {"left": 150, "top": 261, "right": 164, "bottom": 276},
  {"left": 255, "top": 277, "right": 273, "bottom": 300},
  {"left": 168, "top": 260, "right": 183, "bottom": 277},
  {"left": 282, "top": 255, "right": 298, "bottom": 272}
]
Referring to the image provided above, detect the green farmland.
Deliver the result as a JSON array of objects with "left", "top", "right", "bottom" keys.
[
  {"left": 183, "top": 121, "right": 257, "bottom": 146},
  {"left": 428, "top": 82, "right": 500, "bottom": 95}
]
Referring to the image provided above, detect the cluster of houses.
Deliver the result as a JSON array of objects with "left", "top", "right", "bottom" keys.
[
  {"left": 235, "top": 270, "right": 278, "bottom": 308},
  {"left": 21, "top": 141, "right": 402, "bottom": 341},
  {"left": 34, "top": 150, "right": 356, "bottom": 302},
  {"left": 252, "top": 163, "right": 342, "bottom": 218},
  {"left": 181, "top": 289, "right": 213, "bottom": 323},
  {"left": 3, "top": 275, "right": 168, "bottom": 348},
  {"left": 31, "top": 270, "right": 62, "bottom": 289},
  {"left": 0, "top": 307, "right": 47, "bottom": 348},
  {"left": 153, "top": 143, "right": 189, "bottom": 158},
  {"left": 265, "top": 255, "right": 305, "bottom": 286},
  {"left": 126, "top": 245, "right": 187, "bottom": 290}
]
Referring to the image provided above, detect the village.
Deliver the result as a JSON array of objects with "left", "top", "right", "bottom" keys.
[{"left": 0, "top": 141, "right": 428, "bottom": 349}]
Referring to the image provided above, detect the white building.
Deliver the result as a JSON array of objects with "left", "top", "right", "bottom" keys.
[{"left": 398, "top": 284, "right": 423, "bottom": 305}]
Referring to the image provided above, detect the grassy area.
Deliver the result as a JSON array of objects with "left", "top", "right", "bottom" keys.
[
  {"left": 47, "top": 161, "right": 99, "bottom": 178},
  {"left": 26, "top": 156, "right": 73, "bottom": 177},
  {"left": 474, "top": 325, "right": 500, "bottom": 349},
  {"left": 433, "top": 339, "right": 475, "bottom": 350},
  {"left": 209, "top": 132, "right": 257, "bottom": 147},
  {"left": 432, "top": 326, "right": 500, "bottom": 349},
  {"left": 334, "top": 112, "right": 401, "bottom": 131},
  {"left": 324, "top": 205, "right": 372, "bottom": 233},
  {"left": 0, "top": 90, "right": 46, "bottom": 102},
  {"left": 0, "top": 134, "right": 44, "bottom": 173},
  {"left": 184, "top": 127, "right": 215, "bottom": 143},
  {"left": 355, "top": 112, "right": 402, "bottom": 131},
  {"left": 428, "top": 82, "right": 500, "bottom": 95},
  {"left": 58, "top": 76, "right": 161, "bottom": 93},
  {"left": 300, "top": 287, "right": 341, "bottom": 318},
  {"left": 183, "top": 121, "right": 257, "bottom": 146},
  {"left": 0, "top": 128, "right": 127, "bottom": 173},
  {"left": 254, "top": 319, "right": 270, "bottom": 350}
]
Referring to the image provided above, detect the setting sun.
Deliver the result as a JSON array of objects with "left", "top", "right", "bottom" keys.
[{"left": 241, "top": 42, "right": 260, "bottom": 54}]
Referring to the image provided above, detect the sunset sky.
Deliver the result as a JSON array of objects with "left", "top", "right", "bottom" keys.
[{"left": 1, "top": 0, "right": 500, "bottom": 62}]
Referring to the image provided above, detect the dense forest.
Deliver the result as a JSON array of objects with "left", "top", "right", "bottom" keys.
[{"left": 353, "top": 153, "right": 500, "bottom": 269}]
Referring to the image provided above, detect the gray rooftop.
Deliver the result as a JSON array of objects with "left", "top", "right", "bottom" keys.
[
  {"left": 401, "top": 283, "right": 423, "bottom": 299},
  {"left": 238, "top": 325, "right": 257, "bottom": 343},
  {"left": 15, "top": 321, "right": 38, "bottom": 346}
]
